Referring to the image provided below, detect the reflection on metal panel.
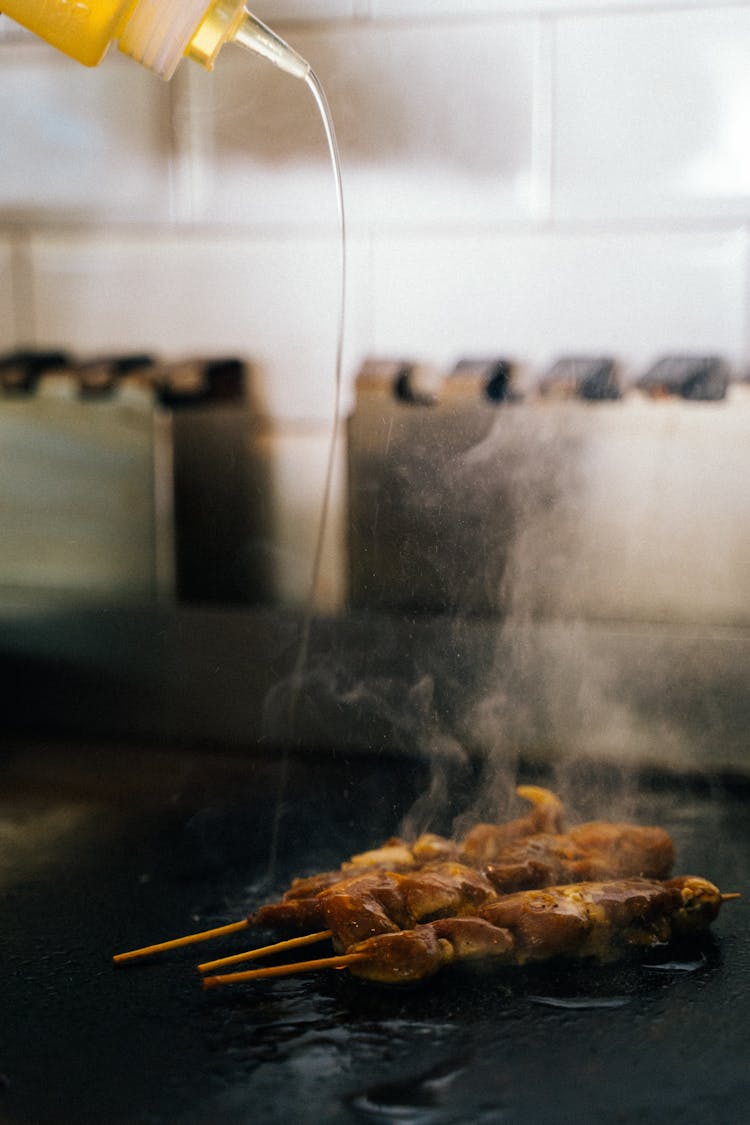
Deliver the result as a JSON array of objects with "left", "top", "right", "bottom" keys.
[
  {"left": 348, "top": 357, "right": 750, "bottom": 627},
  {"left": 0, "top": 354, "right": 162, "bottom": 604}
]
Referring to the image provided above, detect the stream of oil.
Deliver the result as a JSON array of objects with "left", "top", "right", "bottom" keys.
[{"left": 266, "top": 69, "right": 347, "bottom": 883}]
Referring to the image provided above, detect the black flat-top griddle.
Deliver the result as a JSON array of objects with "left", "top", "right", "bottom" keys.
[{"left": 0, "top": 743, "right": 748, "bottom": 1125}]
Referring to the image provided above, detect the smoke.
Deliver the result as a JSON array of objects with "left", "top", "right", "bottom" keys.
[
  {"left": 444, "top": 404, "right": 716, "bottom": 824},
  {"left": 398, "top": 729, "right": 469, "bottom": 841},
  {"left": 265, "top": 393, "right": 738, "bottom": 846},
  {"left": 384, "top": 402, "right": 698, "bottom": 831}
]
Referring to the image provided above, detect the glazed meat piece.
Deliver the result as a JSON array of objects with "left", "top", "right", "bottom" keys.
[
  {"left": 478, "top": 875, "right": 720, "bottom": 963},
  {"left": 346, "top": 833, "right": 458, "bottom": 872},
  {"left": 485, "top": 823, "right": 675, "bottom": 893},
  {"left": 346, "top": 917, "right": 514, "bottom": 985},
  {"left": 318, "top": 873, "right": 410, "bottom": 947},
  {"left": 341, "top": 876, "right": 730, "bottom": 985},
  {"left": 320, "top": 863, "right": 498, "bottom": 950},
  {"left": 346, "top": 924, "right": 450, "bottom": 984},
  {"left": 459, "top": 786, "right": 564, "bottom": 865},
  {"left": 567, "top": 821, "right": 675, "bottom": 877},
  {"left": 278, "top": 840, "right": 424, "bottom": 903},
  {"left": 397, "top": 862, "right": 499, "bottom": 923}
]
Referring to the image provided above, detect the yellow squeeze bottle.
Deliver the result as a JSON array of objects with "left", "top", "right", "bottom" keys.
[{"left": 1, "top": 0, "right": 310, "bottom": 80}]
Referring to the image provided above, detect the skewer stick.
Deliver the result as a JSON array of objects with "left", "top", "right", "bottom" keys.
[
  {"left": 721, "top": 893, "right": 742, "bottom": 901},
  {"left": 198, "top": 930, "right": 333, "bottom": 973},
  {"left": 202, "top": 952, "right": 368, "bottom": 988},
  {"left": 113, "top": 918, "right": 250, "bottom": 964}
]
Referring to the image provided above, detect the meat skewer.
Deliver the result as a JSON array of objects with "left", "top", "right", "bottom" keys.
[
  {"left": 198, "top": 823, "right": 676, "bottom": 975},
  {"left": 202, "top": 876, "right": 739, "bottom": 989},
  {"left": 113, "top": 787, "right": 673, "bottom": 964},
  {"left": 199, "top": 930, "right": 332, "bottom": 973},
  {"left": 114, "top": 860, "right": 499, "bottom": 966},
  {"left": 113, "top": 918, "right": 252, "bottom": 963},
  {"left": 113, "top": 785, "right": 562, "bottom": 963},
  {"left": 250, "top": 820, "right": 675, "bottom": 939},
  {"left": 198, "top": 861, "right": 496, "bottom": 973}
]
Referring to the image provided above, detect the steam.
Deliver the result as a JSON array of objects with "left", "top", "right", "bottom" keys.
[
  {"left": 387, "top": 403, "right": 692, "bottom": 832},
  {"left": 264, "top": 393, "right": 725, "bottom": 847}
]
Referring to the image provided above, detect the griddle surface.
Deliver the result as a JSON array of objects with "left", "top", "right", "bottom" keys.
[{"left": 0, "top": 746, "right": 748, "bottom": 1125}]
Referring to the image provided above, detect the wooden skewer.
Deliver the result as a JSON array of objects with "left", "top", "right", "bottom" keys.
[
  {"left": 202, "top": 952, "right": 368, "bottom": 989},
  {"left": 113, "top": 918, "right": 250, "bottom": 964},
  {"left": 721, "top": 893, "right": 742, "bottom": 901},
  {"left": 198, "top": 930, "right": 333, "bottom": 973}
]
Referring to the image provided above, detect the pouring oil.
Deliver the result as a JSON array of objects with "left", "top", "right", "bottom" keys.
[
  {"left": 3, "top": 1, "right": 347, "bottom": 871},
  {"left": 266, "top": 72, "right": 347, "bottom": 885}
]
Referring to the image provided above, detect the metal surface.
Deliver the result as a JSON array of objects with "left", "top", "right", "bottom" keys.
[
  {"left": 3, "top": 354, "right": 750, "bottom": 778},
  {"left": 348, "top": 374, "right": 750, "bottom": 624},
  {"left": 0, "top": 370, "right": 162, "bottom": 604},
  {"left": 0, "top": 744, "right": 747, "bottom": 1125}
]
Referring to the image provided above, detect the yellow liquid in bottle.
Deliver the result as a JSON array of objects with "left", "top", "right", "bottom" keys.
[{"left": 1, "top": 0, "right": 138, "bottom": 66}]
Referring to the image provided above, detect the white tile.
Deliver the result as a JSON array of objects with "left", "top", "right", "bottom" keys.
[
  {"left": 29, "top": 231, "right": 373, "bottom": 422},
  {"left": 0, "top": 17, "right": 36, "bottom": 42},
  {"left": 0, "top": 51, "right": 174, "bottom": 221},
  {"left": 192, "top": 19, "right": 539, "bottom": 228},
  {"left": 252, "top": 1, "right": 356, "bottom": 19},
  {"left": 555, "top": 8, "right": 750, "bottom": 221},
  {"left": 370, "top": 0, "right": 519, "bottom": 12},
  {"left": 370, "top": 0, "right": 735, "bottom": 14},
  {"left": 370, "top": 228, "right": 748, "bottom": 378}
]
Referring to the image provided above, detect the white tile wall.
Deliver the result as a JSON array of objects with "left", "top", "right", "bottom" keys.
[
  {"left": 28, "top": 230, "right": 371, "bottom": 421},
  {"left": 370, "top": 0, "right": 736, "bottom": 13},
  {"left": 201, "top": 19, "right": 539, "bottom": 228},
  {"left": 554, "top": 7, "right": 750, "bottom": 221},
  {"left": 0, "top": 49, "right": 174, "bottom": 222},
  {"left": 253, "top": 1, "right": 361, "bottom": 16},
  {"left": 2, "top": 2, "right": 750, "bottom": 609},
  {"left": 369, "top": 227, "right": 749, "bottom": 381}
]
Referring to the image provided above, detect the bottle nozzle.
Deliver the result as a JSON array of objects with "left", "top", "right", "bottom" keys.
[
  {"left": 184, "top": 3, "right": 311, "bottom": 81},
  {"left": 233, "top": 11, "right": 311, "bottom": 81}
]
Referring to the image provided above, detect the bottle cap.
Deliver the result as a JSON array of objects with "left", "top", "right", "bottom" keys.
[{"left": 119, "top": 0, "right": 220, "bottom": 80}]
